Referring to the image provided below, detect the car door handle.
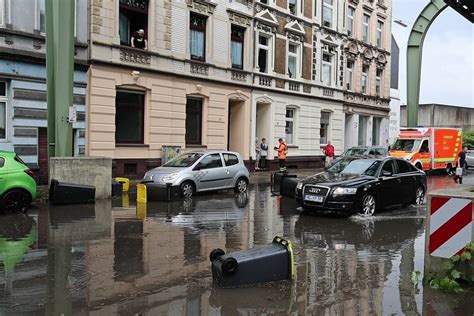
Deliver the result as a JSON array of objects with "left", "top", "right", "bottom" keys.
[
  {"left": 397, "top": 178, "right": 402, "bottom": 183},
  {"left": 225, "top": 169, "right": 230, "bottom": 175}
]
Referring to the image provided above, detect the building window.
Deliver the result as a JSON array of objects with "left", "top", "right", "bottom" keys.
[
  {"left": 363, "top": 14, "right": 370, "bottom": 43},
  {"left": 358, "top": 115, "right": 368, "bottom": 146},
  {"left": 322, "top": 0, "right": 333, "bottom": 28},
  {"left": 36, "top": 0, "right": 46, "bottom": 33},
  {"left": 285, "top": 108, "right": 295, "bottom": 145},
  {"left": 257, "top": 34, "right": 272, "bottom": 73},
  {"left": 288, "top": 43, "right": 299, "bottom": 79},
  {"left": 115, "top": 90, "right": 145, "bottom": 144},
  {"left": 362, "top": 65, "right": 369, "bottom": 94},
  {"left": 186, "top": 98, "right": 203, "bottom": 145},
  {"left": 289, "top": 0, "right": 297, "bottom": 15},
  {"left": 346, "top": 60, "right": 353, "bottom": 91},
  {"left": 119, "top": 0, "right": 149, "bottom": 46},
  {"left": 347, "top": 6, "right": 355, "bottom": 36},
  {"left": 190, "top": 13, "right": 207, "bottom": 62},
  {"left": 320, "top": 111, "right": 330, "bottom": 144},
  {"left": 375, "top": 68, "right": 383, "bottom": 96},
  {"left": 0, "top": 81, "right": 7, "bottom": 140},
  {"left": 231, "top": 26, "right": 244, "bottom": 69},
  {"left": 260, "top": 0, "right": 269, "bottom": 4},
  {"left": 321, "top": 53, "right": 332, "bottom": 85},
  {"left": 372, "top": 117, "right": 381, "bottom": 145},
  {"left": 376, "top": 20, "right": 384, "bottom": 48}
]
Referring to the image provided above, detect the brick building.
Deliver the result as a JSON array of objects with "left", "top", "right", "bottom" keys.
[{"left": 88, "top": 0, "right": 392, "bottom": 178}]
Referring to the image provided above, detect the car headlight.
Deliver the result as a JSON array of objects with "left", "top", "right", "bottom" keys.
[
  {"left": 296, "top": 182, "right": 304, "bottom": 190},
  {"left": 162, "top": 172, "right": 180, "bottom": 183},
  {"left": 332, "top": 187, "right": 357, "bottom": 196}
]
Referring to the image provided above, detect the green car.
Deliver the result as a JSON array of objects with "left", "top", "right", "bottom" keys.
[{"left": 0, "top": 151, "right": 37, "bottom": 212}]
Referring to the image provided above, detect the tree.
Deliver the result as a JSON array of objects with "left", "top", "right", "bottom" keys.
[{"left": 463, "top": 131, "right": 474, "bottom": 149}]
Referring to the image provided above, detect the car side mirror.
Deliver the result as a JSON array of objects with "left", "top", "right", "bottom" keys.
[
  {"left": 381, "top": 170, "right": 392, "bottom": 177},
  {"left": 194, "top": 164, "right": 203, "bottom": 171}
]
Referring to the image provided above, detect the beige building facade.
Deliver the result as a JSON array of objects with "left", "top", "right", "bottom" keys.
[{"left": 87, "top": 0, "right": 392, "bottom": 177}]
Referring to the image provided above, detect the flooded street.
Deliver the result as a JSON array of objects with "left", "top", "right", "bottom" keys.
[{"left": 0, "top": 174, "right": 472, "bottom": 315}]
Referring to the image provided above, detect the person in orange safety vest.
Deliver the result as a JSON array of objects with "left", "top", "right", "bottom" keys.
[{"left": 274, "top": 138, "right": 288, "bottom": 173}]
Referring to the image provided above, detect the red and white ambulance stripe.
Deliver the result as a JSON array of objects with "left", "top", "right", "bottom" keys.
[{"left": 429, "top": 197, "right": 473, "bottom": 258}]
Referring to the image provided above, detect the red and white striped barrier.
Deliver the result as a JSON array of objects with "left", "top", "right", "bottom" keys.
[{"left": 429, "top": 197, "right": 473, "bottom": 258}]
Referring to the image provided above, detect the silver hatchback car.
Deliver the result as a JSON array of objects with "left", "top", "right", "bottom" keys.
[{"left": 143, "top": 151, "right": 250, "bottom": 198}]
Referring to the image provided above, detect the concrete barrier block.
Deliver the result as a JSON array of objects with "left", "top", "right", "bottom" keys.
[
  {"left": 425, "top": 186, "right": 474, "bottom": 279},
  {"left": 49, "top": 157, "right": 112, "bottom": 200}
]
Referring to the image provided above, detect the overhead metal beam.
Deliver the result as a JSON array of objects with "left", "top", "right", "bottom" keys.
[
  {"left": 444, "top": 0, "right": 474, "bottom": 23},
  {"left": 406, "top": 0, "right": 448, "bottom": 126},
  {"left": 45, "top": 0, "right": 75, "bottom": 158}
]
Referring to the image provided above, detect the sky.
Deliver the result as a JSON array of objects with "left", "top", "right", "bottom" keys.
[{"left": 392, "top": 0, "right": 474, "bottom": 107}]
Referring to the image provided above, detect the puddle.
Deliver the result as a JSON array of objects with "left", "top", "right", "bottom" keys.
[{"left": 0, "top": 179, "right": 472, "bottom": 315}]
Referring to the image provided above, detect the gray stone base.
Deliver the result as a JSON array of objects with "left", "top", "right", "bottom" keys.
[{"left": 49, "top": 157, "right": 112, "bottom": 200}]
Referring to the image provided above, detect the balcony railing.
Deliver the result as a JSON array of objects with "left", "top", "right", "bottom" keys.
[
  {"left": 288, "top": 82, "right": 300, "bottom": 92},
  {"left": 256, "top": 75, "right": 273, "bottom": 87},
  {"left": 323, "top": 88, "right": 335, "bottom": 97}
]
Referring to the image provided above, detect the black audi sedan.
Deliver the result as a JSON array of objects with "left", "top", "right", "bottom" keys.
[{"left": 295, "top": 156, "right": 426, "bottom": 216}]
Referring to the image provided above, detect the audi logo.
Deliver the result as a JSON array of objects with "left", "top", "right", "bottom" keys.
[{"left": 309, "top": 188, "right": 321, "bottom": 194}]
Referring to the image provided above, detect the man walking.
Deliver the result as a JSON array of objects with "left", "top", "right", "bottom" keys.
[
  {"left": 454, "top": 147, "right": 468, "bottom": 184},
  {"left": 275, "top": 138, "right": 288, "bottom": 173},
  {"left": 323, "top": 140, "right": 335, "bottom": 167}
]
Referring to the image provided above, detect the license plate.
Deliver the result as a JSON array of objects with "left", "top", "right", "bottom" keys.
[{"left": 304, "top": 195, "right": 324, "bottom": 202}]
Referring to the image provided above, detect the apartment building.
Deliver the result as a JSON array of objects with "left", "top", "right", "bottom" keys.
[
  {"left": 88, "top": 0, "right": 392, "bottom": 177},
  {"left": 0, "top": 0, "right": 88, "bottom": 183}
]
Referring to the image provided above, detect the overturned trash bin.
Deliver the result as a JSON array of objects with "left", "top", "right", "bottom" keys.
[
  {"left": 49, "top": 179, "right": 96, "bottom": 205},
  {"left": 210, "top": 236, "right": 295, "bottom": 288}
]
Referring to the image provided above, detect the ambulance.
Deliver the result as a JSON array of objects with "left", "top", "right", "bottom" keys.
[{"left": 389, "top": 128, "right": 462, "bottom": 172}]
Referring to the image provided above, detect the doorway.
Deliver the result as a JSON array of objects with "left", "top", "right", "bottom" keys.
[
  {"left": 256, "top": 102, "right": 271, "bottom": 150},
  {"left": 228, "top": 101, "right": 245, "bottom": 153}
]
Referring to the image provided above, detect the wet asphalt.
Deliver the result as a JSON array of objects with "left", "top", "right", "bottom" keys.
[{"left": 0, "top": 171, "right": 473, "bottom": 315}]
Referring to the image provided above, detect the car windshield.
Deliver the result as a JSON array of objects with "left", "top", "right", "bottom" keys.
[
  {"left": 344, "top": 148, "right": 367, "bottom": 156},
  {"left": 327, "top": 158, "right": 381, "bottom": 176},
  {"left": 391, "top": 139, "right": 421, "bottom": 152},
  {"left": 163, "top": 153, "right": 204, "bottom": 168}
]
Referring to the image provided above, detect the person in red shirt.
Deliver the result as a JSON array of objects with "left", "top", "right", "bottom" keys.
[{"left": 323, "top": 141, "right": 335, "bottom": 167}]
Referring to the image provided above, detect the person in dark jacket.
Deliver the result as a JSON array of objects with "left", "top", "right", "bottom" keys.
[
  {"left": 259, "top": 138, "right": 268, "bottom": 170},
  {"left": 454, "top": 147, "right": 468, "bottom": 184}
]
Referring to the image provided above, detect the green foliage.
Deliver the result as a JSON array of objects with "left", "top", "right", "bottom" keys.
[
  {"left": 463, "top": 131, "right": 474, "bottom": 149},
  {"left": 426, "top": 242, "right": 473, "bottom": 293}
]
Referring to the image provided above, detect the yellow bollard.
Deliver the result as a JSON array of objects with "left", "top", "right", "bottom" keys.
[
  {"left": 136, "top": 202, "right": 147, "bottom": 221},
  {"left": 136, "top": 183, "right": 147, "bottom": 204},
  {"left": 115, "top": 177, "right": 130, "bottom": 192},
  {"left": 121, "top": 192, "right": 129, "bottom": 208}
]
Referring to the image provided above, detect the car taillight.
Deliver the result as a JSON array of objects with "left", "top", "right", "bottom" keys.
[{"left": 25, "top": 169, "right": 35, "bottom": 179}]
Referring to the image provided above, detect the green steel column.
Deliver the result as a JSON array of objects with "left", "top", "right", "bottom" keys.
[
  {"left": 45, "top": 0, "right": 75, "bottom": 158},
  {"left": 406, "top": 0, "right": 447, "bottom": 126}
]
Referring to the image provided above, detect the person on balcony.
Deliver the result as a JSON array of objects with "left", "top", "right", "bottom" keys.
[{"left": 131, "top": 29, "right": 148, "bottom": 50}]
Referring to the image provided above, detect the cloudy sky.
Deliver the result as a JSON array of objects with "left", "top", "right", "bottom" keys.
[{"left": 392, "top": 0, "right": 474, "bottom": 107}]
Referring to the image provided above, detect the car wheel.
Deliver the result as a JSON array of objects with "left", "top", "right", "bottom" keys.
[
  {"left": 234, "top": 177, "right": 248, "bottom": 193},
  {"left": 414, "top": 186, "right": 425, "bottom": 206},
  {"left": 360, "top": 194, "right": 376, "bottom": 217},
  {"left": 1, "top": 189, "right": 32, "bottom": 213},
  {"left": 180, "top": 181, "right": 195, "bottom": 198}
]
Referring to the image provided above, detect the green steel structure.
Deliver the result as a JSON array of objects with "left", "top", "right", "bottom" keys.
[
  {"left": 45, "top": 0, "right": 75, "bottom": 158},
  {"left": 406, "top": 0, "right": 448, "bottom": 127},
  {"left": 407, "top": 0, "right": 473, "bottom": 126}
]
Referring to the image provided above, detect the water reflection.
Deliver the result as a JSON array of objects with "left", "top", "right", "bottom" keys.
[{"left": 0, "top": 181, "right": 472, "bottom": 314}]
